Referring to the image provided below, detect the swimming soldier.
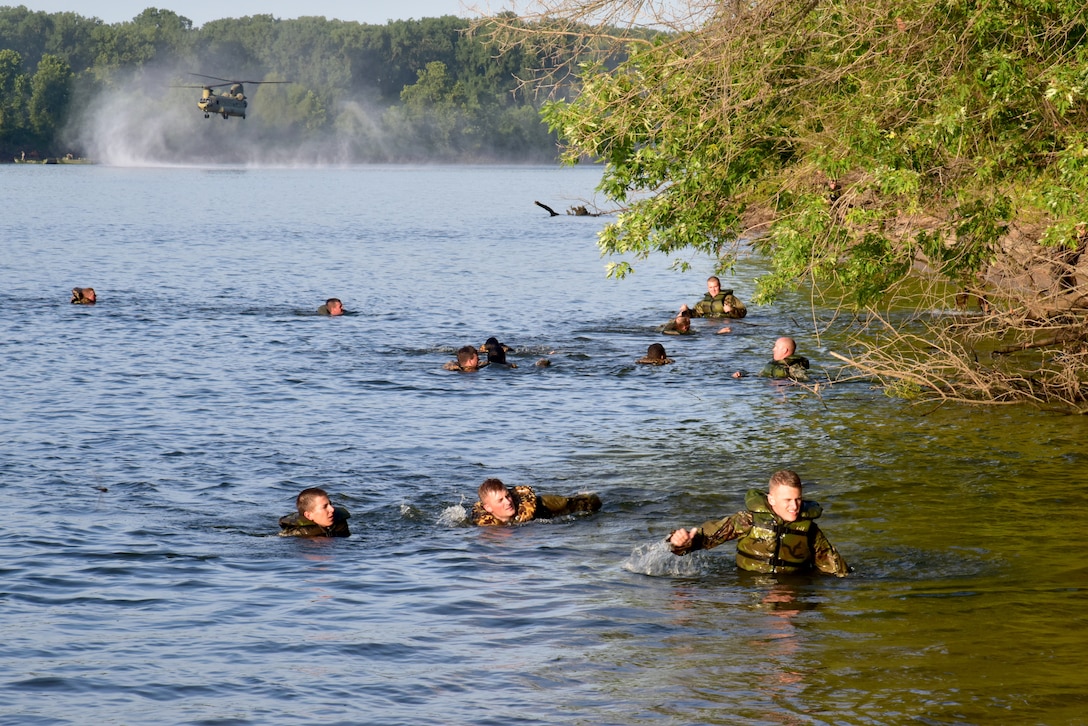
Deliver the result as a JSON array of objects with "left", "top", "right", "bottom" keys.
[
  {"left": 444, "top": 345, "right": 488, "bottom": 372},
  {"left": 316, "top": 298, "right": 344, "bottom": 316},
  {"left": 481, "top": 337, "right": 517, "bottom": 368},
  {"left": 71, "top": 287, "right": 96, "bottom": 305},
  {"left": 759, "top": 336, "right": 811, "bottom": 381},
  {"left": 682, "top": 276, "right": 747, "bottom": 319},
  {"left": 470, "top": 478, "right": 602, "bottom": 526},
  {"left": 279, "top": 487, "right": 351, "bottom": 537},
  {"left": 660, "top": 309, "right": 694, "bottom": 335},
  {"left": 668, "top": 470, "right": 848, "bottom": 577},
  {"left": 637, "top": 343, "right": 674, "bottom": 365}
]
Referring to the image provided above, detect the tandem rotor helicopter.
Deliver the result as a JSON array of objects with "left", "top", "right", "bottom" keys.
[{"left": 177, "top": 74, "right": 289, "bottom": 120}]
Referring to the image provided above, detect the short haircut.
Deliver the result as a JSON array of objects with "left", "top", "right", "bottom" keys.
[
  {"left": 768, "top": 469, "right": 802, "bottom": 492},
  {"left": 326, "top": 298, "right": 341, "bottom": 307},
  {"left": 478, "top": 478, "right": 507, "bottom": 499},
  {"left": 707, "top": 276, "right": 720, "bottom": 285},
  {"left": 483, "top": 340, "right": 507, "bottom": 364},
  {"left": 647, "top": 343, "right": 668, "bottom": 360},
  {"left": 456, "top": 345, "right": 479, "bottom": 366},
  {"left": 296, "top": 487, "right": 329, "bottom": 515}
]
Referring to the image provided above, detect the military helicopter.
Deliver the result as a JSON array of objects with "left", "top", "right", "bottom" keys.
[{"left": 179, "top": 74, "right": 289, "bottom": 120}]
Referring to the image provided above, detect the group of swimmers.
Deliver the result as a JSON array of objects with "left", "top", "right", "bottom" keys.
[
  {"left": 289, "top": 276, "right": 841, "bottom": 576},
  {"left": 280, "top": 470, "right": 848, "bottom": 577},
  {"left": 632, "top": 276, "right": 811, "bottom": 380},
  {"left": 430, "top": 275, "right": 812, "bottom": 378},
  {"left": 69, "top": 279, "right": 842, "bottom": 576}
]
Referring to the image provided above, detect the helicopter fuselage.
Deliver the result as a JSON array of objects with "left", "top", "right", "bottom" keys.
[{"left": 198, "top": 87, "right": 247, "bottom": 119}]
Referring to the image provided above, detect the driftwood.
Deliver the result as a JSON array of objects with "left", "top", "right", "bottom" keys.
[{"left": 535, "top": 200, "right": 608, "bottom": 217}]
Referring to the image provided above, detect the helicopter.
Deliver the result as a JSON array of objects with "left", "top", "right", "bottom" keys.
[{"left": 179, "top": 74, "right": 290, "bottom": 120}]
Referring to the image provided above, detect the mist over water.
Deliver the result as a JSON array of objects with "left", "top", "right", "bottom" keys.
[
  {"left": 68, "top": 66, "right": 551, "bottom": 166},
  {"left": 2, "top": 165, "right": 1087, "bottom": 724}
]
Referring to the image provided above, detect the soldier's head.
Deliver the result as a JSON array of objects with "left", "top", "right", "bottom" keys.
[
  {"left": 456, "top": 345, "right": 481, "bottom": 370},
  {"left": 674, "top": 311, "right": 691, "bottom": 332},
  {"left": 772, "top": 336, "right": 796, "bottom": 361},
  {"left": 297, "top": 487, "right": 335, "bottom": 527},
  {"left": 706, "top": 276, "right": 721, "bottom": 296},
  {"left": 482, "top": 339, "right": 507, "bottom": 364},
  {"left": 325, "top": 298, "right": 343, "bottom": 316},
  {"left": 478, "top": 478, "right": 516, "bottom": 522},
  {"left": 646, "top": 343, "right": 668, "bottom": 362},
  {"left": 767, "top": 470, "right": 803, "bottom": 522},
  {"left": 72, "top": 287, "right": 96, "bottom": 304}
]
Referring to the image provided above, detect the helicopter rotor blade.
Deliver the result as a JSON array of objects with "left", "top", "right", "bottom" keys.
[
  {"left": 190, "top": 73, "right": 235, "bottom": 84},
  {"left": 189, "top": 74, "right": 291, "bottom": 86}
]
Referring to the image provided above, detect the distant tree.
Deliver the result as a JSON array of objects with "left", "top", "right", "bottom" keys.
[
  {"left": 0, "top": 49, "right": 29, "bottom": 147},
  {"left": 28, "top": 53, "right": 72, "bottom": 142}
]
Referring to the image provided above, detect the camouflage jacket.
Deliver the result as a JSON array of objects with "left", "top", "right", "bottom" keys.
[
  {"left": 659, "top": 319, "right": 695, "bottom": 335},
  {"left": 692, "top": 292, "right": 747, "bottom": 319},
  {"left": 70, "top": 288, "right": 95, "bottom": 304},
  {"left": 670, "top": 489, "right": 847, "bottom": 576},
  {"left": 470, "top": 485, "right": 602, "bottom": 526},
  {"left": 759, "top": 354, "right": 811, "bottom": 381},
  {"left": 278, "top": 506, "right": 351, "bottom": 537}
]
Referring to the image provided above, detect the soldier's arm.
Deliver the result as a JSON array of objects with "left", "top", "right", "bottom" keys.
[
  {"left": 812, "top": 525, "right": 849, "bottom": 577},
  {"left": 669, "top": 511, "right": 750, "bottom": 555},
  {"left": 537, "top": 493, "right": 601, "bottom": 518}
]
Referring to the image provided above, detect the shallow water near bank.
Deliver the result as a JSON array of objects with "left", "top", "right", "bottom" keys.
[{"left": 1, "top": 164, "right": 1086, "bottom": 725}]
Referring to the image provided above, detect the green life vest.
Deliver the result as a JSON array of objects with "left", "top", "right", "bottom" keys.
[
  {"left": 693, "top": 291, "right": 747, "bottom": 318},
  {"left": 735, "top": 489, "right": 822, "bottom": 574}
]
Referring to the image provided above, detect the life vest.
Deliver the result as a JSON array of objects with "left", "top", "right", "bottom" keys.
[
  {"left": 693, "top": 291, "right": 747, "bottom": 318},
  {"left": 760, "top": 354, "right": 811, "bottom": 380},
  {"left": 735, "top": 489, "right": 823, "bottom": 574},
  {"left": 470, "top": 485, "right": 538, "bottom": 526}
]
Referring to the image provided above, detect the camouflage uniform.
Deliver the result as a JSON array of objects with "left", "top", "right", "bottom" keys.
[
  {"left": 443, "top": 360, "right": 489, "bottom": 371},
  {"left": 470, "top": 484, "right": 602, "bottom": 526},
  {"left": 70, "top": 288, "right": 96, "bottom": 305},
  {"left": 759, "top": 353, "right": 811, "bottom": 381},
  {"left": 278, "top": 506, "right": 351, "bottom": 537},
  {"left": 660, "top": 319, "right": 695, "bottom": 335},
  {"left": 692, "top": 291, "right": 747, "bottom": 319},
  {"left": 670, "top": 489, "right": 847, "bottom": 577},
  {"left": 316, "top": 304, "right": 332, "bottom": 315}
]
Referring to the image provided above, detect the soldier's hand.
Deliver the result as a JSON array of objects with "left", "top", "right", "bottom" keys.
[{"left": 669, "top": 528, "right": 696, "bottom": 548}]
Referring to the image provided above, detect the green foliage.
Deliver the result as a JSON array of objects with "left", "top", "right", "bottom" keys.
[
  {"left": 28, "top": 53, "right": 71, "bottom": 140},
  {"left": 0, "top": 7, "right": 558, "bottom": 160},
  {"left": 539, "top": 0, "right": 1088, "bottom": 307}
]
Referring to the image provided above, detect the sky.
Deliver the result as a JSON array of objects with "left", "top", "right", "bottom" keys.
[{"left": 16, "top": 1, "right": 510, "bottom": 26}]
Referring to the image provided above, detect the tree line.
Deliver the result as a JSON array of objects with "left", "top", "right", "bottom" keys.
[{"left": 0, "top": 5, "right": 571, "bottom": 161}]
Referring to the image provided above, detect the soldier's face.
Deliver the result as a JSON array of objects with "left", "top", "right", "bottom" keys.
[
  {"left": 328, "top": 300, "right": 343, "bottom": 316},
  {"left": 768, "top": 485, "right": 803, "bottom": 522},
  {"left": 482, "top": 488, "right": 516, "bottom": 522},
  {"left": 304, "top": 496, "right": 335, "bottom": 527},
  {"left": 707, "top": 279, "right": 721, "bottom": 296}
]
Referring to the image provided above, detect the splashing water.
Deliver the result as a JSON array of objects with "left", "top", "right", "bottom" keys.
[{"left": 622, "top": 540, "right": 709, "bottom": 577}]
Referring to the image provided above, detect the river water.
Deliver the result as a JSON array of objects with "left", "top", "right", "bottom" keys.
[{"left": 1, "top": 164, "right": 1086, "bottom": 725}]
